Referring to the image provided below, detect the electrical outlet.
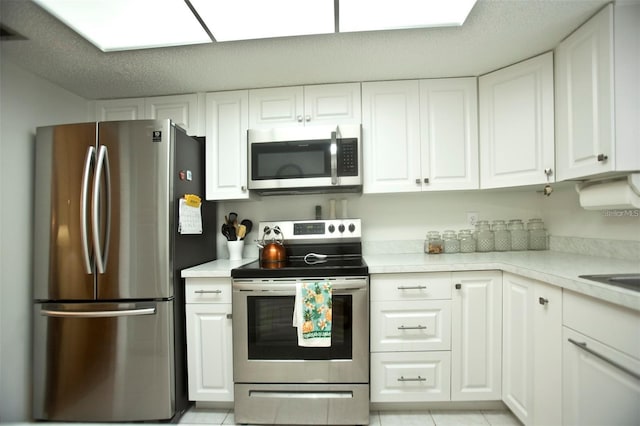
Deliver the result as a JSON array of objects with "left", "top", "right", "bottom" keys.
[{"left": 467, "top": 212, "right": 479, "bottom": 226}]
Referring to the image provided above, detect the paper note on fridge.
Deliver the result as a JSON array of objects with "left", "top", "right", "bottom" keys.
[{"left": 178, "top": 198, "right": 202, "bottom": 234}]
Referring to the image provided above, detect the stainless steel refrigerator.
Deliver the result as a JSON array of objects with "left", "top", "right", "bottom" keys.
[{"left": 32, "top": 119, "right": 216, "bottom": 422}]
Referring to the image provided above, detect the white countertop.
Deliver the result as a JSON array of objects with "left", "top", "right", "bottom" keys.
[{"left": 181, "top": 251, "right": 640, "bottom": 311}]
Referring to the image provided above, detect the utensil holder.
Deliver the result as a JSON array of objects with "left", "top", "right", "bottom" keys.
[{"left": 227, "top": 240, "right": 244, "bottom": 260}]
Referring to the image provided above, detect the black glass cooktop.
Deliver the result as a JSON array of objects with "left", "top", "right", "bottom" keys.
[{"left": 231, "top": 242, "right": 368, "bottom": 279}]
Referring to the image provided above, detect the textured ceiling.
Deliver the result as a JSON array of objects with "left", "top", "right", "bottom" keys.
[{"left": 0, "top": 0, "right": 611, "bottom": 100}]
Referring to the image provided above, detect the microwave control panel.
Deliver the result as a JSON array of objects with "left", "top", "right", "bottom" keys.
[{"left": 337, "top": 139, "right": 358, "bottom": 176}]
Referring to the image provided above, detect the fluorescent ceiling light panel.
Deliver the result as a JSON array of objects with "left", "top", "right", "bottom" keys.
[
  {"left": 190, "top": 0, "right": 335, "bottom": 42},
  {"left": 339, "top": 0, "right": 477, "bottom": 32},
  {"left": 33, "top": 0, "right": 212, "bottom": 51}
]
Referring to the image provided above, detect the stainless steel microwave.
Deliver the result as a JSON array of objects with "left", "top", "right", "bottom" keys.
[{"left": 248, "top": 124, "right": 362, "bottom": 195}]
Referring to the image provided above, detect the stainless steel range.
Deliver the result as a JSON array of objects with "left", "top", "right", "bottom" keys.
[{"left": 231, "top": 219, "right": 369, "bottom": 426}]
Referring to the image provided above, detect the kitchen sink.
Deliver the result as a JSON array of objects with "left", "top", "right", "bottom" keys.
[{"left": 579, "top": 274, "right": 640, "bottom": 292}]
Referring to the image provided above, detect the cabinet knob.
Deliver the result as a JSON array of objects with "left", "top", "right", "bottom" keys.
[
  {"left": 597, "top": 154, "right": 608, "bottom": 162},
  {"left": 241, "top": 186, "right": 247, "bottom": 192},
  {"left": 297, "top": 115, "right": 303, "bottom": 122},
  {"left": 305, "top": 115, "right": 311, "bottom": 122},
  {"left": 424, "top": 178, "right": 429, "bottom": 184},
  {"left": 538, "top": 297, "right": 549, "bottom": 305},
  {"left": 455, "top": 283, "right": 461, "bottom": 290}
]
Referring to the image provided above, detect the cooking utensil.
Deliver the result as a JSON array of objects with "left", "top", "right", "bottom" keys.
[
  {"left": 228, "top": 212, "right": 238, "bottom": 225},
  {"left": 221, "top": 224, "right": 231, "bottom": 241},
  {"left": 241, "top": 219, "right": 253, "bottom": 235},
  {"left": 237, "top": 224, "right": 247, "bottom": 240}
]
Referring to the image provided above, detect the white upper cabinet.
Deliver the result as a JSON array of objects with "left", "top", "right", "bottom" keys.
[
  {"left": 248, "top": 83, "right": 361, "bottom": 129},
  {"left": 94, "top": 98, "right": 145, "bottom": 121},
  {"left": 555, "top": 3, "right": 640, "bottom": 180},
  {"left": 420, "top": 78, "right": 479, "bottom": 191},
  {"left": 145, "top": 94, "right": 203, "bottom": 136},
  {"left": 363, "top": 79, "right": 479, "bottom": 194},
  {"left": 205, "top": 90, "right": 250, "bottom": 200},
  {"left": 479, "top": 52, "right": 555, "bottom": 189},
  {"left": 94, "top": 94, "right": 203, "bottom": 136},
  {"left": 362, "top": 80, "right": 422, "bottom": 193}
]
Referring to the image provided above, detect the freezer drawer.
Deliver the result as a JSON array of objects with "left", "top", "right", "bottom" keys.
[{"left": 33, "top": 301, "right": 175, "bottom": 422}]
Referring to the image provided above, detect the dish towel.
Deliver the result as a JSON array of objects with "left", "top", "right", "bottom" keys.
[{"left": 292, "top": 281, "right": 332, "bottom": 347}]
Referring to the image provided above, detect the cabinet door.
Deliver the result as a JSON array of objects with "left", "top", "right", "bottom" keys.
[
  {"left": 419, "top": 78, "right": 479, "bottom": 190},
  {"left": 145, "top": 94, "right": 201, "bottom": 136},
  {"left": 451, "top": 271, "right": 502, "bottom": 401},
  {"left": 555, "top": 4, "right": 614, "bottom": 180},
  {"left": 205, "top": 90, "right": 250, "bottom": 200},
  {"left": 362, "top": 80, "right": 422, "bottom": 194},
  {"left": 304, "top": 83, "right": 361, "bottom": 126},
  {"left": 186, "top": 303, "right": 233, "bottom": 402},
  {"left": 479, "top": 52, "right": 554, "bottom": 188},
  {"left": 95, "top": 98, "right": 145, "bottom": 121},
  {"left": 501, "top": 273, "right": 534, "bottom": 423},
  {"left": 532, "top": 282, "right": 562, "bottom": 426},
  {"left": 563, "top": 327, "right": 640, "bottom": 426},
  {"left": 248, "top": 86, "right": 303, "bottom": 128}
]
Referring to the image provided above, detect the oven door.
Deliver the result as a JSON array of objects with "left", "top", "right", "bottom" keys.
[{"left": 232, "top": 277, "right": 369, "bottom": 384}]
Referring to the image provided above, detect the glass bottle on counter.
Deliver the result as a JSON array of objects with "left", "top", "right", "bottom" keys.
[
  {"left": 492, "top": 220, "right": 511, "bottom": 251},
  {"left": 425, "top": 231, "right": 443, "bottom": 254},
  {"left": 443, "top": 230, "right": 460, "bottom": 253},
  {"left": 475, "top": 220, "right": 494, "bottom": 252},
  {"left": 459, "top": 229, "right": 476, "bottom": 253},
  {"left": 508, "top": 219, "right": 528, "bottom": 251},
  {"left": 527, "top": 218, "right": 547, "bottom": 250}
]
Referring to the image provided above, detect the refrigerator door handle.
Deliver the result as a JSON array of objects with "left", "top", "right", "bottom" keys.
[
  {"left": 40, "top": 306, "right": 156, "bottom": 318},
  {"left": 93, "top": 145, "right": 112, "bottom": 274},
  {"left": 81, "top": 146, "right": 96, "bottom": 274}
]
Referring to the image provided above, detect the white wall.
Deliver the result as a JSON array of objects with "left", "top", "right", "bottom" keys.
[{"left": 0, "top": 58, "right": 88, "bottom": 421}]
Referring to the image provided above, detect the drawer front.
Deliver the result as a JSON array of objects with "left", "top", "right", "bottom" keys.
[
  {"left": 185, "top": 278, "right": 232, "bottom": 303},
  {"left": 371, "top": 351, "right": 451, "bottom": 402},
  {"left": 563, "top": 290, "right": 640, "bottom": 359},
  {"left": 371, "top": 300, "right": 452, "bottom": 352},
  {"left": 371, "top": 273, "right": 452, "bottom": 301}
]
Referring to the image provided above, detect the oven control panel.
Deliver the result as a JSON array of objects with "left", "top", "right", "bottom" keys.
[{"left": 259, "top": 219, "right": 361, "bottom": 241}]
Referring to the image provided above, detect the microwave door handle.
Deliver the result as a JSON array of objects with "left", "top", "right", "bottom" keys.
[{"left": 330, "top": 130, "right": 338, "bottom": 185}]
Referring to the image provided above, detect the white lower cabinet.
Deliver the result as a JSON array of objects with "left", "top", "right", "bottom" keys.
[
  {"left": 371, "top": 271, "right": 502, "bottom": 403},
  {"left": 501, "top": 273, "right": 562, "bottom": 425},
  {"left": 451, "top": 271, "right": 502, "bottom": 401},
  {"left": 371, "top": 351, "right": 451, "bottom": 402},
  {"left": 562, "top": 290, "right": 640, "bottom": 426},
  {"left": 185, "top": 278, "right": 233, "bottom": 402}
]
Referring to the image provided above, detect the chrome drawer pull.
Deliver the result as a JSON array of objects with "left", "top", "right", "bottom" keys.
[
  {"left": 397, "top": 285, "right": 427, "bottom": 290},
  {"left": 398, "top": 325, "right": 427, "bottom": 330},
  {"left": 195, "top": 289, "right": 222, "bottom": 294},
  {"left": 397, "top": 376, "right": 426, "bottom": 382},
  {"left": 568, "top": 338, "right": 640, "bottom": 380}
]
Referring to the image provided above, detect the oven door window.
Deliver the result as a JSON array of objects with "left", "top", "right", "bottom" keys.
[
  {"left": 247, "top": 295, "right": 352, "bottom": 360},
  {"left": 251, "top": 140, "right": 331, "bottom": 180}
]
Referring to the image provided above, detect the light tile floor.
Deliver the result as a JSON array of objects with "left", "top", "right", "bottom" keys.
[{"left": 179, "top": 407, "right": 523, "bottom": 426}]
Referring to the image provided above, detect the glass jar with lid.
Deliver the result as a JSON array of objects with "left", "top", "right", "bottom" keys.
[
  {"left": 527, "top": 218, "right": 547, "bottom": 250},
  {"left": 443, "top": 230, "right": 460, "bottom": 253},
  {"left": 508, "top": 219, "right": 528, "bottom": 251},
  {"left": 492, "top": 220, "right": 511, "bottom": 251},
  {"left": 459, "top": 229, "right": 476, "bottom": 253},
  {"left": 475, "top": 220, "right": 494, "bottom": 252},
  {"left": 426, "top": 231, "right": 443, "bottom": 254}
]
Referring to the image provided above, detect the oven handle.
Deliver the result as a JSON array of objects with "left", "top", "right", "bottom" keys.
[{"left": 233, "top": 279, "right": 368, "bottom": 293}]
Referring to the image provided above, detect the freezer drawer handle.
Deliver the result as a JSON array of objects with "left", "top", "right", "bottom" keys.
[
  {"left": 41, "top": 307, "right": 156, "bottom": 318},
  {"left": 568, "top": 338, "right": 640, "bottom": 380}
]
